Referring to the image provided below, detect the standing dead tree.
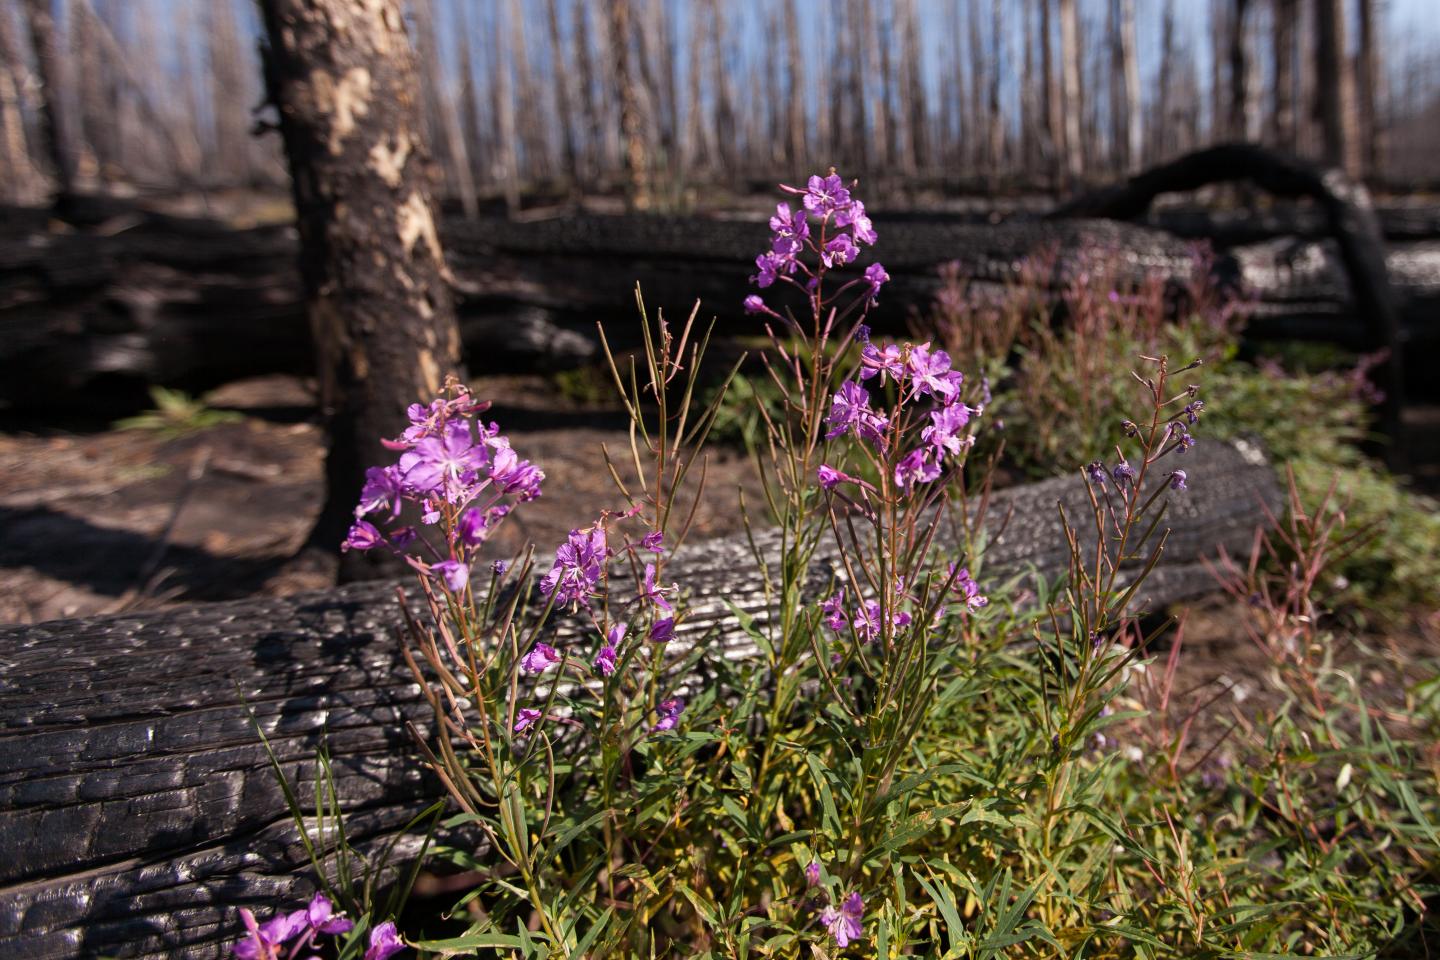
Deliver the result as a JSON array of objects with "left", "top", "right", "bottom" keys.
[
  {"left": 1314, "top": 0, "right": 1361, "bottom": 177},
  {"left": 1271, "top": 0, "right": 1298, "bottom": 152},
  {"left": 256, "top": 0, "right": 463, "bottom": 574},
  {"left": 20, "top": 0, "right": 76, "bottom": 201},
  {"left": 610, "top": 0, "right": 650, "bottom": 209},
  {"left": 1058, "top": 0, "right": 1083, "bottom": 185},
  {"left": 0, "top": 3, "right": 41, "bottom": 203}
]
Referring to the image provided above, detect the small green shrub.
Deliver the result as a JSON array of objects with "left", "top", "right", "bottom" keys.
[{"left": 113, "top": 385, "right": 242, "bottom": 437}]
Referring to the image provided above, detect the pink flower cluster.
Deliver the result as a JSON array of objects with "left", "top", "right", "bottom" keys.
[
  {"left": 823, "top": 335, "right": 978, "bottom": 492},
  {"left": 344, "top": 387, "right": 544, "bottom": 595},
  {"left": 745, "top": 171, "right": 887, "bottom": 315},
  {"left": 513, "top": 514, "right": 682, "bottom": 739}
]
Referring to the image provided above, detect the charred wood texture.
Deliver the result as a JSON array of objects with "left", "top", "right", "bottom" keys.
[
  {"left": 0, "top": 441, "right": 1279, "bottom": 959},
  {"left": 0, "top": 198, "right": 1438, "bottom": 413},
  {"left": 256, "top": 0, "right": 464, "bottom": 565}
]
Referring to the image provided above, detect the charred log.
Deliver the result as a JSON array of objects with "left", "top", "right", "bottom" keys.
[
  {"left": 0, "top": 196, "right": 1437, "bottom": 412},
  {"left": 1051, "top": 143, "right": 1405, "bottom": 455}
]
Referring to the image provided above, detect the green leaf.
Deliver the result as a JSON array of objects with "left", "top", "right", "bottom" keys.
[{"left": 412, "top": 932, "right": 526, "bottom": 952}]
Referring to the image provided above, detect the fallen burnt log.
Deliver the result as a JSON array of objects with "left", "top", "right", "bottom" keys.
[
  {"left": 1, "top": 190, "right": 1437, "bottom": 412},
  {"left": 0, "top": 442, "right": 1279, "bottom": 959},
  {"left": 1054, "top": 143, "right": 1406, "bottom": 448}
]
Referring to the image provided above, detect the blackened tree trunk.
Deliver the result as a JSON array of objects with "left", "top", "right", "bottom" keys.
[
  {"left": 1315, "top": 0, "right": 1360, "bottom": 176},
  {"left": 1272, "top": 0, "right": 1297, "bottom": 151},
  {"left": 1227, "top": 0, "right": 1253, "bottom": 145},
  {"left": 257, "top": 0, "right": 462, "bottom": 576},
  {"left": 1356, "top": 0, "right": 1381, "bottom": 179}
]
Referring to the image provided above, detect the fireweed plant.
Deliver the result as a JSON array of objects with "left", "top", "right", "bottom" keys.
[{"left": 233, "top": 173, "right": 1437, "bottom": 957}]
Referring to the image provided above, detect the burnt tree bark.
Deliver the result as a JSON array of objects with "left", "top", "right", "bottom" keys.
[
  {"left": 1271, "top": 0, "right": 1297, "bottom": 151},
  {"left": 256, "top": 0, "right": 462, "bottom": 576},
  {"left": 1314, "top": 0, "right": 1360, "bottom": 177}
]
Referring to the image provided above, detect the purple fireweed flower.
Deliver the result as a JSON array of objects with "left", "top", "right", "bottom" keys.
[
  {"left": 399, "top": 398, "right": 446, "bottom": 444},
  {"left": 390, "top": 526, "right": 417, "bottom": 548},
  {"left": 949, "top": 565, "right": 989, "bottom": 611},
  {"left": 233, "top": 906, "right": 304, "bottom": 960},
  {"left": 492, "top": 559, "right": 508, "bottom": 576},
  {"left": 836, "top": 198, "right": 876, "bottom": 245},
  {"left": 456, "top": 507, "right": 492, "bottom": 547},
  {"left": 752, "top": 251, "right": 795, "bottom": 288},
  {"left": 399, "top": 419, "right": 487, "bottom": 498},
  {"left": 1112, "top": 459, "right": 1138, "bottom": 484},
  {"left": 858, "top": 341, "right": 904, "bottom": 383},
  {"left": 906, "top": 343, "right": 963, "bottom": 402},
  {"left": 355, "top": 465, "right": 403, "bottom": 520},
  {"left": 304, "top": 894, "right": 354, "bottom": 937},
  {"left": 1174, "top": 425, "right": 1195, "bottom": 451},
  {"left": 431, "top": 559, "right": 470, "bottom": 594},
  {"left": 520, "top": 643, "right": 561, "bottom": 674},
  {"left": 641, "top": 563, "right": 674, "bottom": 611},
  {"left": 853, "top": 601, "right": 885, "bottom": 642},
  {"left": 817, "top": 464, "right": 862, "bottom": 490},
  {"left": 863, "top": 262, "right": 889, "bottom": 299},
  {"left": 640, "top": 530, "right": 665, "bottom": 553},
  {"left": 363, "top": 922, "right": 406, "bottom": 960},
  {"left": 1183, "top": 400, "right": 1205, "bottom": 424},
  {"left": 821, "top": 590, "right": 848, "bottom": 631},
  {"left": 649, "top": 617, "right": 675, "bottom": 643},
  {"left": 489, "top": 445, "right": 545, "bottom": 500},
  {"left": 802, "top": 173, "right": 851, "bottom": 216},
  {"left": 821, "top": 233, "right": 859, "bottom": 268},
  {"left": 1169, "top": 469, "right": 1188, "bottom": 491},
  {"left": 825, "top": 381, "right": 888, "bottom": 445},
  {"left": 855, "top": 323, "right": 871, "bottom": 342},
  {"left": 743, "top": 294, "right": 767, "bottom": 315},
  {"left": 894, "top": 447, "right": 942, "bottom": 489},
  {"left": 651, "top": 698, "right": 685, "bottom": 733},
  {"left": 514, "top": 708, "right": 543, "bottom": 733},
  {"left": 805, "top": 861, "right": 822, "bottom": 887},
  {"left": 233, "top": 894, "right": 347, "bottom": 960},
  {"left": 922, "top": 403, "right": 973, "bottom": 458},
  {"left": 342, "top": 520, "right": 384, "bottom": 553},
  {"left": 821, "top": 891, "right": 865, "bottom": 949},
  {"left": 594, "top": 644, "right": 618, "bottom": 677},
  {"left": 769, "top": 202, "right": 809, "bottom": 256},
  {"left": 595, "top": 623, "right": 625, "bottom": 675},
  {"left": 1086, "top": 461, "right": 1108, "bottom": 485},
  {"left": 540, "top": 526, "right": 607, "bottom": 608}
]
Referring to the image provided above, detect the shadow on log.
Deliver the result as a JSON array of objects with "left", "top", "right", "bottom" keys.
[
  {"left": 0, "top": 441, "right": 1280, "bottom": 959},
  {"left": 1052, "top": 143, "right": 1404, "bottom": 460}
]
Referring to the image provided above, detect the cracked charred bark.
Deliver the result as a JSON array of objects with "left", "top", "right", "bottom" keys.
[{"left": 256, "top": 0, "right": 462, "bottom": 578}]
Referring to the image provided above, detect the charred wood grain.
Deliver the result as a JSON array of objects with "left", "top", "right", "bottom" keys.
[
  {"left": 1, "top": 195, "right": 1437, "bottom": 412},
  {"left": 0, "top": 441, "right": 1279, "bottom": 959}
]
